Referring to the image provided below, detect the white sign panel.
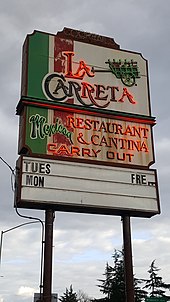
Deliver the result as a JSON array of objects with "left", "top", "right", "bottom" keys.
[
  {"left": 22, "top": 29, "right": 152, "bottom": 117},
  {"left": 15, "top": 156, "right": 160, "bottom": 217},
  {"left": 43, "top": 35, "right": 151, "bottom": 116}
]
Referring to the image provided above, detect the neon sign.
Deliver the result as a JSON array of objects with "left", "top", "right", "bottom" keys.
[
  {"left": 93, "top": 59, "right": 140, "bottom": 87},
  {"left": 47, "top": 115, "right": 149, "bottom": 162},
  {"left": 63, "top": 51, "right": 95, "bottom": 80},
  {"left": 25, "top": 107, "right": 154, "bottom": 167},
  {"left": 19, "top": 30, "right": 152, "bottom": 117},
  {"left": 42, "top": 51, "right": 137, "bottom": 108},
  {"left": 29, "top": 114, "right": 73, "bottom": 143}
]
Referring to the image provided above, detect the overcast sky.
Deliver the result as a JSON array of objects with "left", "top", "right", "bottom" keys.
[{"left": 0, "top": 0, "right": 170, "bottom": 301}]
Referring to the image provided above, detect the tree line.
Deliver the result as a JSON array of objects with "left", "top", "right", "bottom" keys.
[{"left": 59, "top": 249, "right": 170, "bottom": 302}]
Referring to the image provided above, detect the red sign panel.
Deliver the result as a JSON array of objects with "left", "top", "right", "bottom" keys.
[{"left": 18, "top": 105, "right": 155, "bottom": 168}]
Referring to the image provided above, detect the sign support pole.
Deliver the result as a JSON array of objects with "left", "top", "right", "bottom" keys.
[
  {"left": 122, "top": 215, "right": 135, "bottom": 302},
  {"left": 42, "top": 209, "right": 55, "bottom": 302}
]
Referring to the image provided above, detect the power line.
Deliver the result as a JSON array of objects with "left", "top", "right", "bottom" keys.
[{"left": 0, "top": 156, "right": 15, "bottom": 174}]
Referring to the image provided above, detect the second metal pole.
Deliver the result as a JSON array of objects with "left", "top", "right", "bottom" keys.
[
  {"left": 43, "top": 209, "right": 55, "bottom": 302},
  {"left": 122, "top": 215, "right": 135, "bottom": 302}
]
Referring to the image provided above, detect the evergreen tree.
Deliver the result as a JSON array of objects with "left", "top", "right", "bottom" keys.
[
  {"left": 144, "top": 260, "right": 170, "bottom": 298},
  {"left": 134, "top": 277, "right": 148, "bottom": 302},
  {"left": 98, "top": 261, "right": 115, "bottom": 298},
  {"left": 59, "top": 285, "right": 78, "bottom": 302},
  {"left": 98, "top": 250, "right": 125, "bottom": 301},
  {"left": 98, "top": 249, "right": 147, "bottom": 302}
]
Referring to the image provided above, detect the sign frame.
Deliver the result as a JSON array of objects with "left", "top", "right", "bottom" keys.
[
  {"left": 15, "top": 155, "right": 160, "bottom": 217},
  {"left": 15, "top": 27, "right": 160, "bottom": 218}
]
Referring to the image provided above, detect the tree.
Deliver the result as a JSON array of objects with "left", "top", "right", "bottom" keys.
[
  {"left": 77, "top": 289, "right": 92, "bottom": 302},
  {"left": 134, "top": 277, "right": 148, "bottom": 302},
  {"left": 144, "top": 260, "right": 170, "bottom": 299},
  {"left": 98, "top": 250, "right": 125, "bottom": 301},
  {"left": 98, "top": 249, "right": 147, "bottom": 302},
  {"left": 59, "top": 285, "right": 78, "bottom": 302}
]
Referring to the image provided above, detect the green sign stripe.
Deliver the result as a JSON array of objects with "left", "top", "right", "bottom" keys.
[
  {"left": 26, "top": 106, "right": 49, "bottom": 154},
  {"left": 27, "top": 31, "right": 49, "bottom": 99},
  {"left": 145, "top": 298, "right": 167, "bottom": 302}
]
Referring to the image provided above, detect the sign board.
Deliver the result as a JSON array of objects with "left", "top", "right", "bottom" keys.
[
  {"left": 15, "top": 28, "right": 160, "bottom": 217},
  {"left": 15, "top": 156, "right": 160, "bottom": 217},
  {"left": 19, "top": 28, "right": 152, "bottom": 118},
  {"left": 145, "top": 298, "right": 167, "bottom": 302},
  {"left": 18, "top": 105, "right": 155, "bottom": 168}
]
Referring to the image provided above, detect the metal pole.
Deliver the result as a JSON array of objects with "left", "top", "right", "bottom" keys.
[
  {"left": 122, "top": 215, "right": 135, "bottom": 302},
  {"left": 43, "top": 209, "right": 55, "bottom": 302}
]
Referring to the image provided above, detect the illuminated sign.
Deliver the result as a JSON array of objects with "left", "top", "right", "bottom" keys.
[
  {"left": 42, "top": 51, "right": 137, "bottom": 108},
  {"left": 16, "top": 28, "right": 160, "bottom": 217},
  {"left": 15, "top": 156, "right": 160, "bottom": 217},
  {"left": 104, "top": 58, "right": 140, "bottom": 87},
  {"left": 18, "top": 105, "right": 155, "bottom": 168},
  {"left": 20, "top": 29, "right": 152, "bottom": 117}
]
